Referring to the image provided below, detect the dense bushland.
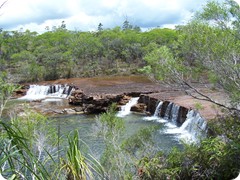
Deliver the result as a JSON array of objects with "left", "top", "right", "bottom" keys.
[{"left": 0, "top": 21, "right": 177, "bottom": 82}]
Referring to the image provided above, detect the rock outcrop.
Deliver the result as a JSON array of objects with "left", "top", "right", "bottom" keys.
[
  {"left": 13, "top": 85, "right": 29, "bottom": 98},
  {"left": 68, "top": 89, "right": 189, "bottom": 125},
  {"left": 68, "top": 90, "right": 126, "bottom": 114}
]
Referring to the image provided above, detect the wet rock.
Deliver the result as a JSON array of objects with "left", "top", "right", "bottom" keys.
[
  {"left": 131, "top": 103, "right": 147, "bottom": 113},
  {"left": 63, "top": 108, "right": 76, "bottom": 114},
  {"left": 13, "top": 85, "right": 29, "bottom": 98},
  {"left": 74, "top": 107, "right": 84, "bottom": 112},
  {"left": 118, "top": 95, "right": 131, "bottom": 105}
]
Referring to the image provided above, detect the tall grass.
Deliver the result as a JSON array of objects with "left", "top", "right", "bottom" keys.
[
  {"left": 0, "top": 117, "right": 104, "bottom": 179},
  {"left": 0, "top": 121, "right": 54, "bottom": 179},
  {"left": 62, "top": 130, "right": 92, "bottom": 180}
]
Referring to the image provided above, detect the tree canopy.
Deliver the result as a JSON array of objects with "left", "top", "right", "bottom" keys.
[
  {"left": 0, "top": 21, "right": 176, "bottom": 82},
  {"left": 143, "top": 0, "right": 240, "bottom": 113}
]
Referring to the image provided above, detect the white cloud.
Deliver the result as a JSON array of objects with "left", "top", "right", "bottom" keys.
[
  {"left": 0, "top": 0, "right": 237, "bottom": 33},
  {"left": 235, "top": 0, "right": 240, "bottom": 4}
]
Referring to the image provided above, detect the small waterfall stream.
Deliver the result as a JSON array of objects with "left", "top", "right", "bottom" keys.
[
  {"left": 143, "top": 101, "right": 167, "bottom": 123},
  {"left": 19, "top": 84, "right": 74, "bottom": 101},
  {"left": 171, "top": 104, "right": 180, "bottom": 124},
  {"left": 164, "top": 102, "right": 173, "bottom": 120},
  {"left": 179, "top": 110, "right": 207, "bottom": 141},
  {"left": 117, "top": 97, "right": 139, "bottom": 117},
  {"left": 153, "top": 101, "right": 163, "bottom": 117},
  {"left": 164, "top": 107, "right": 207, "bottom": 143}
]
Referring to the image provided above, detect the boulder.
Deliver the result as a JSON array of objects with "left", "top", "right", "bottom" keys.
[
  {"left": 74, "top": 107, "right": 85, "bottom": 112},
  {"left": 118, "top": 95, "right": 131, "bottom": 105},
  {"left": 63, "top": 108, "right": 76, "bottom": 114},
  {"left": 131, "top": 103, "right": 147, "bottom": 113},
  {"left": 68, "top": 89, "right": 85, "bottom": 105}
]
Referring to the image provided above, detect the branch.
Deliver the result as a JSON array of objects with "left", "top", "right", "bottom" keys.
[
  {"left": 182, "top": 81, "right": 240, "bottom": 113},
  {"left": 0, "top": 1, "right": 7, "bottom": 9}
]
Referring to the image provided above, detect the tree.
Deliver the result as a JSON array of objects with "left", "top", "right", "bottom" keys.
[
  {"left": 122, "top": 19, "right": 133, "bottom": 30},
  {"left": 97, "top": 23, "right": 103, "bottom": 32},
  {"left": 143, "top": 0, "right": 240, "bottom": 114}
]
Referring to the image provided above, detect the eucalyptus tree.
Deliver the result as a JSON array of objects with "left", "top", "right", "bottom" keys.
[{"left": 143, "top": 0, "right": 240, "bottom": 114}]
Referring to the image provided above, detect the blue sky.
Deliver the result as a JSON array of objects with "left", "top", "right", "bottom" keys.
[{"left": 0, "top": 0, "right": 239, "bottom": 33}]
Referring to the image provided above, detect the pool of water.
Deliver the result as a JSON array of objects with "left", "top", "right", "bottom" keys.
[
  {"left": 5, "top": 97, "right": 184, "bottom": 158},
  {"left": 52, "top": 112, "right": 183, "bottom": 158}
]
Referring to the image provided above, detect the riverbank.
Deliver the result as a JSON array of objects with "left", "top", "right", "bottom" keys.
[{"left": 16, "top": 75, "right": 226, "bottom": 120}]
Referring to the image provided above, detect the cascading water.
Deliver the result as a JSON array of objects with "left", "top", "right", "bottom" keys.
[
  {"left": 153, "top": 101, "right": 163, "bottom": 117},
  {"left": 165, "top": 109, "right": 207, "bottom": 143},
  {"left": 171, "top": 104, "right": 180, "bottom": 124},
  {"left": 145, "top": 100, "right": 207, "bottom": 143},
  {"left": 164, "top": 102, "right": 173, "bottom": 120},
  {"left": 179, "top": 110, "right": 207, "bottom": 142},
  {"left": 19, "top": 84, "right": 74, "bottom": 101},
  {"left": 117, "top": 97, "right": 139, "bottom": 117},
  {"left": 143, "top": 101, "right": 167, "bottom": 123}
]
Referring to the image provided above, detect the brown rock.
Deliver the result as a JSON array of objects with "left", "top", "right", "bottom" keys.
[{"left": 131, "top": 103, "right": 147, "bottom": 113}]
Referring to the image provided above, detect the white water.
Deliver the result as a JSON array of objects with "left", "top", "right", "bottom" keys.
[
  {"left": 19, "top": 85, "right": 73, "bottom": 101},
  {"left": 171, "top": 104, "right": 180, "bottom": 124},
  {"left": 143, "top": 101, "right": 207, "bottom": 143},
  {"left": 164, "top": 102, "right": 173, "bottom": 120},
  {"left": 143, "top": 101, "right": 167, "bottom": 123},
  {"left": 117, "top": 97, "right": 139, "bottom": 117},
  {"left": 165, "top": 110, "right": 207, "bottom": 143},
  {"left": 154, "top": 101, "right": 163, "bottom": 117}
]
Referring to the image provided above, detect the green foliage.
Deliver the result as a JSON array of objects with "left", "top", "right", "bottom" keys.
[
  {"left": 94, "top": 104, "right": 161, "bottom": 179},
  {"left": 194, "top": 102, "right": 204, "bottom": 111},
  {"left": 11, "top": 109, "right": 58, "bottom": 148},
  {"left": 0, "top": 109, "right": 105, "bottom": 179},
  {"left": 94, "top": 104, "right": 126, "bottom": 179},
  {"left": 0, "top": 73, "right": 18, "bottom": 117},
  {"left": 98, "top": 104, "right": 125, "bottom": 136},
  {"left": 62, "top": 130, "right": 92, "bottom": 180},
  {"left": 142, "top": 0, "right": 240, "bottom": 111},
  {"left": 0, "top": 23, "right": 178, "bottom": 82},
  {"left": 143, "top": 45, "right": 186, "bottom": 83},
  {"left": 0, "top": 119, "right": 56, "bottom": 179},
  {"left": 178, "top": 0, "right": 240, "bottom": 108},
  {"left": 139, "top": 136, "right": 240, "bottom": 179}
]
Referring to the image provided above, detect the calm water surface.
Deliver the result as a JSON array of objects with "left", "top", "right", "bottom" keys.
[{"left": 52, "top": 113, "right": 183, "bottom": 158}]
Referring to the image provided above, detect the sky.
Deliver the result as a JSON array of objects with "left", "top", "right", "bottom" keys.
[{"left": 0, "top": 0, "right": 239, "bottom": 33}]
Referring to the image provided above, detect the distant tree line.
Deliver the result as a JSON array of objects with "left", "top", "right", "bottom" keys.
[{"left": 0, "top": 20, "right": 177, "bottom": 82}]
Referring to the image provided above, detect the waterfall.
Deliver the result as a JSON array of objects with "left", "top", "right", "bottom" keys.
[
  {"left": 140, "top": 99, "right": 207, "bottom": 143},
  {"left": 171, "top": 104, "right": 180, "bottom": 124},
  {"left": 153, "top": 101, "right": 163, "bottom": 117},
  {"left": 179, "top": 110, "right": 207, "bottom": 141},
  {"left": 117, "top": 97, "right": 139, "bottom": 117},
  {"left": 165, "top": 109, "right": 207, "bottom": 143},
  {"left": 19, "top": 84, "right": 74, "bottom": 101},
  {"left": 143, "top": 101, "right": 167, "bottom": 123},
  {"left": 163, "top": 102, "right": 180, "bottom": 124},
  {"left": 164, "top": 102, "right": 173, "bottom": 120}
]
